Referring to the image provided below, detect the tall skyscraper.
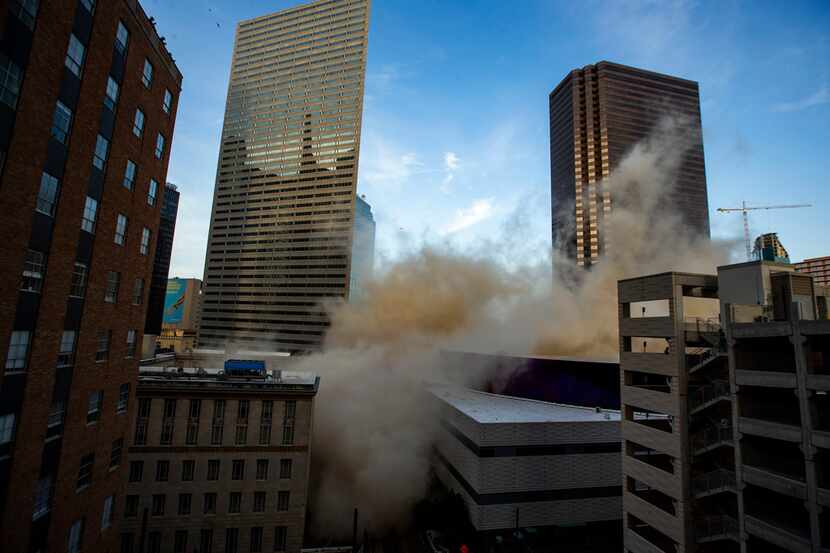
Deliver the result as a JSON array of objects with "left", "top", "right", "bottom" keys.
[
  {"left": 145, "top": 182, "right": 180, "bottom": 336},
  {"left": 349, "top": 194, "right": 375, "bottom": 302},
  {"left": 549, "top": 61, "right": 710, "bottom": 268},
  {"left": 0, "top": 2, "right": 181, "bottom": 551},
  {"left": 199, "top": 0, "right": 371, "bottom": 353}
]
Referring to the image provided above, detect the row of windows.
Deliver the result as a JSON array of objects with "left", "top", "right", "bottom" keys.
[
  {"left": 129, "top": 457, "right": 293, "bottom": 483},
  {"left": 125, "top": 490, "right": 291, "bottom": 519},
  {"left": 120, "top": 526, "right": 288, "bottom": 553}
]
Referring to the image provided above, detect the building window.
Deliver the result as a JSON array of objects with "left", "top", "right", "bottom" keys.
[
  {"left": 32, "top": 475, "right": 53, "bottom": 520},
  {"left": 140, "top": 227, "right": 151, "bottom": 255},
  {"left": 163, "top": 89, "right": 173, "bottom": 114},
  {"left": 155, "top": 133, "right": 165, "bottom": 159},
  {"left": 110, "top": 438, "right": 123, "bottom": 468},
  {"left": 105, "top": 271, "right": 120, "bottom": 303},
  {"left": 155, "top": 459, "right": 169, "bottom": 482},
  {"left": 70, "top": 262, "right": 87, "bottom": 297},
  {"left": 200, "top": 530, "right": 213, "bottom": 552},
  {"left": 128, "top": 460, "right": 143, "bottom": 483},
  {"left": 104, "top": 76, "right": 119, "bottom": 110},
  {"left": 77, "top": 453, "right": 94, "bottom": 490},
  {"left": 0, "top": 413, "right": 16, "bottom": 444},
  {"left": 95, "top": 330, "right": 110, "bottom": 361},
  {"left": 135, "top": 398, "right": 150, "bottom": 445},
  {"left": 0, "top": 53, "right": 22, "bottom": 109},
  {"left": 186, "top": 399, "right": 201, "bottom": 445},
  {"left": 277, "top": 491, "right": 289, "bottom": 512},
  {"left": 280, "top": 459, "right": 292, "bottom": 479},
  {"left": 148, "top": 532, "right": 161, "bottom": 553},
  {"left": 151, "top": 494, "right": 165, "bottom": 516},
  {"left": 51, "top": 100, "right": 73, "bottom": 144},
  {"left": 161, "top": 398, "right": 176, "bottom": 444},
  {"left": 203, "top": 492, "right": 217, "bottom": 515},
  {"left": 123, "top": 160, "right": 136, "bottom": 190},
  {"left": 21, "top": 249, "right": 46, "bottom": 293},
  {"left": 252, "top": 492, "right": 266, "bottom": 513},
  {"left": 114, "top": 213, "right": 128, "bottom": 245},
  {"left": 5, "top": 330, "right": 30, "bottom": 370},
  {"left": 235, "top": 401, "right": 248, "bottom": 445},
  {"left": 211, "top": 399, "right": 225, "bottom": 445},
  {"left": 231, "top": 459, "right": 244, "bottom": 480},
  {"left": 207, "top": 459, "right": 220, "bottom": 481},
  {"left": 93, "top": 134, "right": 109, "bottom": 170},
  {"left": 120, "top": 533, "right": 134, "bottom": 553},
  {"left": 47, "top": 401, "right": 65, "bottom": 428},
  {"left": 148, "top": 179, "right": 158, "bottom": 206},
  {"left": 101, "top": 495, "right": 114, "bottom": 529},
  {"left": 177, "top": 493, "right": 191, "bottom": 516},
  {"left": 65, "top": 34, "right": 85, "bottom": 76},
  {"left": 281, "top": 401, "right": 296, "bottom": 446},
  {"left": 259, "top": 400, "right": 273, "bottom": 445},
  {"left": 274, "top": 527, "right": 287, "bottom": 552},
  {"left": 117, "top": 383, "right": 130, "bottom": 412},
  {"left": 228, "top": 492, "right": 241, "bottom": 514},
  {"left": 250, "top": 527, "right": 263, "bottom": 553},
  {"left": 81, "top": 196, "right": 98, "bottom": 233},
  {"left": 181, "top": 459, "right": 195, "bottom": 481},
  {"left": 115, "top": 21, "right": 129, "bottom": 54},
  {"left": 124, "top": 495, "right": 139, "bottom": 517},
  {"left": 125, "top": 329, "right": 136, "bottom": 358},
  {"left": 132, "top": 108, "right": 144, "bottom": 137},
  {"left": 174, "top": 530, "right": 188, "bottom": 553},
  {"left": 57, "top": 330, "right": 76, "bottom": 367},
  {"left": 256, "top": 459, "right": 268, "bottom": 481},
  {"left": 68, "top": 519, "right": 83, "bottom": 553},
  {"left": 132, "top": 278, "right": 144, "bottom": 305},
  {"left": 87, "top": 390, "right": 103, "bottom": 423},
  {"left": 36, "top": 172, "right": 60, "bottom": 216},
  {"left": 225, "top": 528, "right": 239, "bottom": 553},
  {"left": 142, "top": 59, "right": 153, "bottom": 88},
  {"left": 80, "top": 0, "right": 95, "bottom": 14}
]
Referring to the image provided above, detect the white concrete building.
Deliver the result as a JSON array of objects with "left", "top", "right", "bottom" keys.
[{"left": 430, "top": 386, "right": 622, "bottom": 533}]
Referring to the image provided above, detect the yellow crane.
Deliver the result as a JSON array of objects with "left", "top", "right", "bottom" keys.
[{"left": 717, "top": 201, "right": 812, "bottom": 261}]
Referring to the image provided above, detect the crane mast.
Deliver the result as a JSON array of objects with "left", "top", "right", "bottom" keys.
[{"left": 716, "top": 202, "right": 811, "bottom": 261}]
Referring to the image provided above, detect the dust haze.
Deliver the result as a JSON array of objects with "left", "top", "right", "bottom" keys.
[{"left": 289, "top": 116, "right": 731, "bottom": 536}]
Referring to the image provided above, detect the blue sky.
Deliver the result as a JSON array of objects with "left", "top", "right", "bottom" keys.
[{"left": 142, "top": 0, "right": 830, "bottom": 278}]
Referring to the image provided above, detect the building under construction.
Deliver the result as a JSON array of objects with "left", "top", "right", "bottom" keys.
[{"left": 618, "top": 260, "right": 830, "bottom": 553}]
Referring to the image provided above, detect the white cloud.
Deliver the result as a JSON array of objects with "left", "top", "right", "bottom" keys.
[
  {"left": 444, "top": 151, "right": 460, "bottom": 171},
  {"left": 773, "top": 85, "right": 830, "bottom": 112},
  {"left": 361, "top": 139, "right": 422, "bottom": 188},
  {"left": 443, "top": 198, "right": 494, "bottom": 234}
]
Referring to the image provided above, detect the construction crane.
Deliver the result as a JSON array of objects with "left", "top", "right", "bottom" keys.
[{"left": 717, "top": 201, "right": 812, "bottom": 261}]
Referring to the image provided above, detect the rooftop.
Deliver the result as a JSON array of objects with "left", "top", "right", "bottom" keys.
[
  {"left": 138, "top": 366, "right": 319, "bottom": 394},
  {"left": 430, "top": 385, "right": 620, "bottom": 424}
]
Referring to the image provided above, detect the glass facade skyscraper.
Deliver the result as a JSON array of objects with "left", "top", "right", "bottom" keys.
[{"left": 199, "top": 0, "right": 371, "bottom": 352}]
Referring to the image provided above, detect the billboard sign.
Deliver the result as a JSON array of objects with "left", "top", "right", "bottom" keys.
[{"left": 163, "top": 279, "right": 186, "bottom": 325}]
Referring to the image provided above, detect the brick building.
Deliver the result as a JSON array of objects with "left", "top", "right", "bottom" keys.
[
  {"left": 120, "top": 366, "right": 319, "bottom": 553},
  {"left": 0, "top": 1, "right": 181, "bottom": 551}
]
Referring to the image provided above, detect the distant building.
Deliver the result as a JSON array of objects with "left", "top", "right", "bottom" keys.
[
  {"left": 349, "top": 195, "right": 375, "bottom": 301},
  {"left": 0, "top": 2, "right": 181, "bottom": 551},
  {"left": 145, "top": 182, "right": 180, "bottom": 336},
  {"left": 158, "top": 277, "right": 202, "bottom": 353},
  {"left": 120, "top": 365, "right": 319, "bottom": 553},
  {"left": 617, "top": 261, "right": 829, "bottom": 553},
  {"left": 753, "top": 232, "right": 789, "bottom": 263},
  {"left": 431, "top": 386, "right": 622, "bottom": 545},
  {"left": 795, "top": 255, "right": 830, "bottom": 287},
  {"left": 550, "top": 61, "right": 710, "bottom": 268},
  {"left": 198, "top": 0, "right": 372, "bottom": 353}
]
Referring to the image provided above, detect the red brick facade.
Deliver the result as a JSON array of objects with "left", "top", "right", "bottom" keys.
[{"left": 0, "top": 1, "right": 181, "bottom": 551}]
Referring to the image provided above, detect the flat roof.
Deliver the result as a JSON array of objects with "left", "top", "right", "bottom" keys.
[
  {"left": 138, "top": 366, "right": 318, "bottom": 391},
  {"left": 431, "top": 385, "right": 620, "bottom": 424},
  {"left": 445, "top": 350, "right": 618, "bottom": 365}
]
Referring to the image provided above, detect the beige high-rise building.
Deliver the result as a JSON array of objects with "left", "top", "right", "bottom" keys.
[{"left": 199, "top": 0, "right": 371, "bottom": 353}]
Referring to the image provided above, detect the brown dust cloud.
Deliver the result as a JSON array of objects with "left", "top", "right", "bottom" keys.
[{"left": 287, "top": 116, "right": 732, "bottom": 536}]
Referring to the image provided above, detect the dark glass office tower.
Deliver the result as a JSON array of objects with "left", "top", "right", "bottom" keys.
[
  {"left": 145, "top": 182, "right": 179, "bottom": 336},
  {"left": 550, "top": 61, "right": 710, "bottom": 268}
]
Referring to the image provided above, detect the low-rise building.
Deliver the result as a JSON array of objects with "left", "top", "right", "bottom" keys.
[
  {"left": 431, "top": 386, "right": 622, "bottom": 543},
  {"left": 796, "top": 255, "right": 830, "bottom": 288},
  {"left": 119, "top": 366, "right": 319, "bottom": 553}
]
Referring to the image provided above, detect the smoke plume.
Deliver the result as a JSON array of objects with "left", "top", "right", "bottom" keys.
[{"left": 290, "top": 116, "right": 731, "bottom": 536}]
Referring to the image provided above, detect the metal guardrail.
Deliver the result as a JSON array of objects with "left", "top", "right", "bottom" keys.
[
  {"left": 692, "top": 469, "right": 736, "bottom": 496},
  {"left": 691, "top": 425, "right": 733, "bottom": 453},
  {"left": 690, "top": 380, "right": 730, "bottom": 410},
  {"left": 695, "top": 515, "right": 739, "bottom": 541}
]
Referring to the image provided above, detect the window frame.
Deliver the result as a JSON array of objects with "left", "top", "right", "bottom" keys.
[
  {"left": 51, "top": 100, "right": 73, "bottom": 144},
  {"left": 5, "top": 330, "right": 30, "bottom": 371},
  {"left": 65, "top": 33, "right": 86, "bottom": 77},
  {"left": 35, "top": 172, "right": 60, "bottom": 217}
]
